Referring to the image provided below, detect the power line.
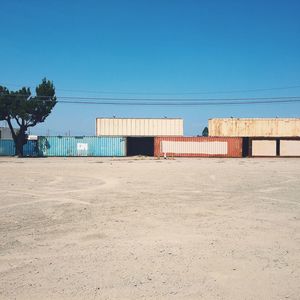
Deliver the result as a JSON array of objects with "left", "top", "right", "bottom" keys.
[
  {"left": 1, "top": 82, "right": 300, "bottom": 95},
  {"left": 59, "top": 96, "right": 300, "bottom": 102},
  {"left": 1, "top": 93, "right": 300, "bottom": 102},
  {"left": 54, "top": 95, "right": 300, "bottom": 101},
  {"left": 46, "top": 84, "right": 300, "bottom": 95},
  {"left": 2, "top": 91, "right": 300, "bottom": 105},
  {"left": 56, "top": 98, "right": 300, "bottom": 106}
]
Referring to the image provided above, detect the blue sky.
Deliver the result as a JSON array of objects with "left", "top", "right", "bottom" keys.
[{"left": 1, "top": 0, "right": 300, "bottom": 136}]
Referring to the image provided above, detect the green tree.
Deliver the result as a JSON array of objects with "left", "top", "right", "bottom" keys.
[
  {"left": 202, "top": 126, "right": 209, "bottom": 136},
  {"left": 0, "top": 78, "right": 56, "bottom": 156}
]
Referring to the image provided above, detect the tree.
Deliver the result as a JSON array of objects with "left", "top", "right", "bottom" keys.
[
  {"left": 0, "top": 78, "right": 56, "bottom": 156},
  {"left": 202, "top": 126, "right": 209, "bottom": 136}
]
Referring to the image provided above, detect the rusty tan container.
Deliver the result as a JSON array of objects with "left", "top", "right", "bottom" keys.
[
  {"left": 209, "top": 118, "right": 300, "bottom": 137},
  {"left": 154, "top": 137, "right": 242, "bottom": 157},
  {"left": 280, "top": 139, "right": 300, "bottom": 156},
  {"left": 96, "top": 118, "right": 183, "bottom": 136}
]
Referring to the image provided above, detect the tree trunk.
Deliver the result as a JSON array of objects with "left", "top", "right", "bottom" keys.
[
  {"left": 15, "top": 130, "right": 27, "bottom": 157},
  {"left": 5, "top": 118, "right": 28, "bottom": 157},
  {"left": 15, "top": 137, "right": 24, "bottom": 157}
]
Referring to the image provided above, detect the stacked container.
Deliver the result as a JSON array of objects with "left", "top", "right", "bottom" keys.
[{"left": 209, "top": 118, "right": 300, "bottom": 157}]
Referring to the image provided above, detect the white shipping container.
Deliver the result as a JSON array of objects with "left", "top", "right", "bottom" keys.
[
  {"left": 252, "top": 140, "right": 277, "bottom": 156},
  {"left": 96, "top": 118, "right": 183, "bottom": 136},
  {"left": 161, "top": 141, "right": 228, "bottom": 155},
  {"left": 280, "top": 140, "right": 300, "bottom": 156}
]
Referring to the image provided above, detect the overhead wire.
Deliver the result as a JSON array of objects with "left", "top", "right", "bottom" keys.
[
  {"left": 1, "top": 92, "right": 300, "bottom": 101},
  {"left": 1, "top": 82, "right": 300, "bottom": 95},
  {"left": 56, "top": 98, "right": 300, "bottom": 106},
  {"left": 40, "top": 84, "right": 300, "bottom": 95},
  {"left": 1, "top": 91, "right": 300, "bottom": 106}
]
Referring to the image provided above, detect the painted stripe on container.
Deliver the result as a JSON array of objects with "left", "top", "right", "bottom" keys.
[
  {"left": 154, "top": 137, "right": 242, "bottom": 157},
  {"left": 280, "top": 140, "right": 300, "bottom": 156},
  {"left": 252, "top": 140, "right": 276, "bottom": 156},
  {"left": 161, "top": 141, "right": 228, "bottom": 155}
]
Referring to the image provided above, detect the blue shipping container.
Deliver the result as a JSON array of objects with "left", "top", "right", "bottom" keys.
[
  {"left": 0, "top": 140, "right": 37, "bottom": 156},
  {"left": 38, "top": 136, "right": 126, "bottom": 157},
  {"left": 23, "top": 140, "right": 38, "bottom": 156},
  {"left": 0, "top": 140, "right": 15, "bottom": 156}
]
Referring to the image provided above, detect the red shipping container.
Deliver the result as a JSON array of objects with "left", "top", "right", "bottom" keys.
[{"left": 154, "top": 136, "right": 243, "bottom": 158}]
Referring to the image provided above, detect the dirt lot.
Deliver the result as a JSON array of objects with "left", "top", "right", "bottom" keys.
[{"left": 0, "top": 157, "right": 299, "bottom": 299}]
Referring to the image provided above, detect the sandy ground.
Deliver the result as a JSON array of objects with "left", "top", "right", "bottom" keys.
[{"left": 0, "top": 157, "right": 299, "bottom": 300}]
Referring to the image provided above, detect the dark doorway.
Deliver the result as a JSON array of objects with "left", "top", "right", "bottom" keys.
[
  {"left": 276, "top": 138, "right": 280, "bottom": 156},
  {"left": 127, "top": 137, "right": 154, "bottom": 156},
  {"left": 242, "top": 137, "right": 249, "bottom": 157}
]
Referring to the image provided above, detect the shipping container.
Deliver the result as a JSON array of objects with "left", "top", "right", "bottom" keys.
[
  {"left": 0, "top": 140, "right": 37, "bottom": 156},
  {"left": 247, "top": 137, "right": 300, "bottom": 157},
  {"left": 0, "top": 140, "right": 15, "bottom": 156},
  {"left": 280, "top": 139, "right": 300, "bottom": 156},
  {"left": 154, "top": 137, "right": 242, "bottom": 157},
  {"left": 38, "top": 136, "right": 126, "bottom": 157},
  {"left": 247, "top": 138, "right": 279, "bottom": 157},
  {"left": 251, "top": 140, "right": 277, "bottom": 157},
  {"left": 209, "top": 118, "right": 300, "bottom": 137},
  {"left": 96, "top": 118, "right": 184, "bottom": 136},
  {"left": 23, "top": 140, "right": 38, "bottom": 156}
]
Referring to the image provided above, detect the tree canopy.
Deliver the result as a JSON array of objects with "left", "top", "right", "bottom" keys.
[
  {"left": 0, "top": 78, "right": 56, "bottom": 156},
  {"left": 202, "top": 126, "right": 209, "bottom": 136}
]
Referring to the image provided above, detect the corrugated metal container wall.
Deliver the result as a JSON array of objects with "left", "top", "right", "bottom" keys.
[
  {"left": 154, "top": 137, "right": 242, "bottom": 157},
  {"left": 0, "top": 140, "right": 37, "bottom": 156},
  {"left": 38, "top": 136, "right": 126, "bottom": 157},
  {"left": 23, "top": 141, "right": 38, "bottom": 156},
  {"left": 0, "top": 140, "right": 15, "bottom": 156},
  {"left": 96, "top": 118, "right": 184, "bottom": 136},
  {"left": 280, "top": 139, "right": 300, "bottom": 156},
  {"left": 209, "top": 118, "right": 300, "bottom": 137}
]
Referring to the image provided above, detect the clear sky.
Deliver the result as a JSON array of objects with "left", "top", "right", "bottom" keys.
[{"left": 1, "top": 0, "right": 300, "bottom": 136}]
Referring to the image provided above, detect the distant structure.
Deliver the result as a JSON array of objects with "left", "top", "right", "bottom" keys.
[
  {"left": 0, "top": 127, "right": 14, "bottom": 140},
  {"left": 208, "top": 118, "right": 300, "bottom": 137},
  {"left": 96, "top": 118, "right": 184, "bottom": 136}
]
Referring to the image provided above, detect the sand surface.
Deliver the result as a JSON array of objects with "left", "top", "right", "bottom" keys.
[{"left": 0, "top": 157, "right": 299, "bottom": 299}]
